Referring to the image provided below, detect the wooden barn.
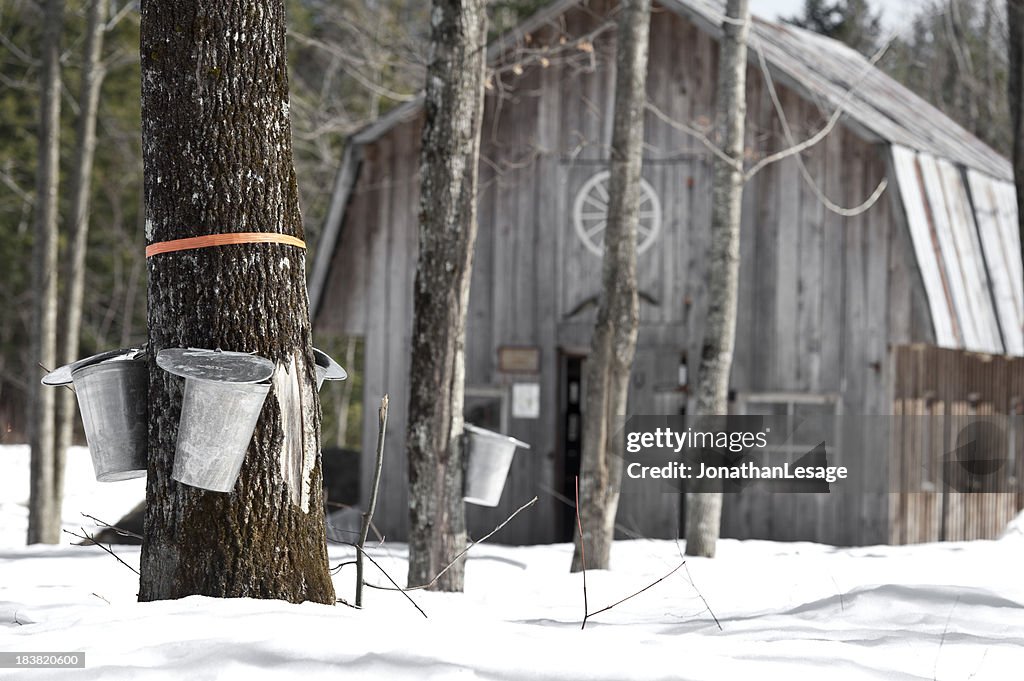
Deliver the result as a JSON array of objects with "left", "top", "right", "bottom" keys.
[{"left": 309, "top": 0, "right": 1024, "bottom": 546}]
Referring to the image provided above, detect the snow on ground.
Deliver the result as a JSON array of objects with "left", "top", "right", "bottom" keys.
[
  {"left": 2, "top": 445, "right": 1024, "bottom": 680},
  {"left": 0, "top": 445, "right": 146, "bottom": 547}
]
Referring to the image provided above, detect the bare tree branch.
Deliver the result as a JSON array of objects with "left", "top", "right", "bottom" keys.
[
  {"left": 744, "top": 33, "right": 892, "bottom": 180},
  {"left": 577, "top": 475, "right": 684, "bottom": 630},
  {"left": 367, "top": 495, "right": 538, "bottom": 593},
  {"left": 288, "top": 30, "right": 419, "bottom": 103},
  {"left": 586, "top": 562, "right": 685, "bottom": 622},
  {"left": 105, "top": 0, "right": 138, "bottom": 30},
  {"left": 80, "top": 512, "right": 143, "bottom": 541},
  {"left": 0, "top": 168, "right": 32, "bottom": 204},
  {"left": 64, "top": 528, "right": 140, "bottom": 576},
  {"left": 355, "top": 545, "right": 428, "bottom": 619},
  {"left": 755, "top": 45, "right": 888, "bottom": 217},
  {"left": 645, "top": 100, "right": 743, "bottom": 171}
]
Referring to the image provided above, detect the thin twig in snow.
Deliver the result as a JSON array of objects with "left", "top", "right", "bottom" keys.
[
  {"left": 356, "top": 394, "right": 388, "bottom": 607},
  {"left": 330, "top": 560, "right": 357, "bottom": 575},
  {"left": 587, "top": 562, "right": 686, "bottom": 621},
  {"left": 683, "top": 562, "right": 722, "bottom": 631},
  {"left": 830, "top": 575, "right": 846, "bottom": 613},
  {"left": 966, "top": 648, "right": 990, "bottom": 681},
  {"left": 356, "top": 546, "right": 427, "bottom": 619},
  {"left": 63, "top": 528, "right": 139, "bottom": 576},
  {"left": 80, "top": 513, "right": 143, "bottom": 541},
  {"left": 366, "top": 495, "right": 538, "bottom": 592},
  {"left": 577, "top": 476, "right": 684, "bottom": 630},
  {"left": 673, "top": 532, "right": 722, "bottom": 630},
  {"left": 933, "top": 596, "right": 961, "bottom": 681}
]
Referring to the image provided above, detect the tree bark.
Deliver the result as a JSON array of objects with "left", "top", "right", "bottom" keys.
[
  {"left": 685, "top": 0, "right": 749, "bottom": 559},
  {"left": 406, "top": 0, "right": 488, "bottom": 592},
  {"left": 55, "top": 0, "right": 109, "bottom": 515},
  {"left": 27, "top": 0, "right": 65, "bottom": 546},
  {"left": 139, "top": 0, "right": 334, "bottom": 604},
  {"left": 1010, "top": 0, "right": 1024, "bottom": 270},
  {"left": 570, "top": 0, "right": 651, "bottom": 573}
]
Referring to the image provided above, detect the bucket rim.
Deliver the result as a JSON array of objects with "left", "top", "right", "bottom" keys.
[
  {"left": 42, "top": 347, "right": 146, "bottom": 386},
  {"left": 71, "top": 355, "right": 148, "bottom": 381},
  {"left": 157, "top": 348, "right": 275, "bottom": 385},
  {"left": 313, "top": 347, "right": 348, "bottom": 381},
  {"left": 463, "top": 423, "right": 531, "bottom": 450}
]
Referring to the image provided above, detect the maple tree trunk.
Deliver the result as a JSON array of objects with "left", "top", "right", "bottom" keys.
[{"left": 138, "top": 0, "right": 334, "bottom": 603}]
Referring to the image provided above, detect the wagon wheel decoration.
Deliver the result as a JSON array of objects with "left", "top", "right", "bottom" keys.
[{"left": 572, "top": 170, "right": 662, "bottom": 257}]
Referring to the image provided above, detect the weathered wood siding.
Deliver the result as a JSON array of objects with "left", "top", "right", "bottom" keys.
[{"left": 315, "top": 3, "right": 934, "bottom": 545}]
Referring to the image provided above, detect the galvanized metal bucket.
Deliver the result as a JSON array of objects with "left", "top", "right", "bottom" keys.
[
  {"left": 463, "top": 424, "right": 530, "bottom": 507},
  {"left": 41, "top": 348, "right": 148, "bottom": 482},
  {"left": 313, "top": 347, "right": 347, "bottom": 390},
  {"left": 157, "top": 348, "right": 275, "bottom": 493}
]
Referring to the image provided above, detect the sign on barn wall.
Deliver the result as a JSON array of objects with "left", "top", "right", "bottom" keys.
[
  {"left": 512, "top": 383, "right": 541, "bottom": 419},
  {"left": 498, "top": 346, "right": 541, "bottom": 373}
]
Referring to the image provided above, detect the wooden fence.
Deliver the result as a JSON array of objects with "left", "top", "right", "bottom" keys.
[{"left": 889, "top": 344, "right": 1024, "bottom": 543}]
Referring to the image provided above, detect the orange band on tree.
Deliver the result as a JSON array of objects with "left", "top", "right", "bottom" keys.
[{"left": 145, "top": 232, "right": 306, "bottom": 258}]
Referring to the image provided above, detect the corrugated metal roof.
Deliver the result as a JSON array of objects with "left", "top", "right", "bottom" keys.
[
  {"left": 892, "top": 145, "right": 1019, "bottom": 355},
  {"left": 967, "top": 168, "right": 1024, "bottom": 354}
]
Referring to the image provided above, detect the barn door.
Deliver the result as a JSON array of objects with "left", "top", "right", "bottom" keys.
[
  {"left": 557, "top": 348, "right": 686, "bottom": 541},
  {"left": 557, "top": 352, "right": 586, "bottom": 541}
]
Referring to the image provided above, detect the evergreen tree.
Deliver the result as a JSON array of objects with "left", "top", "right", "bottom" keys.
[
  {"left": 785, "top": 0, "right": 882, "bottom": 56},
  {"left": 881, "top": 0, "right": 1011, "bottom": 154}
]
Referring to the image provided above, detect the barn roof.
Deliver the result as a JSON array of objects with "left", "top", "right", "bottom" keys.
[
  {"left": 339, "top": 0, "right": 1012, "bottom": 180},
  {"left": 310, "top": 0, "right": 1022, "bottom": 356},
  {"left": 668, "top": 0, "right": 1011, "bottom": 181}
]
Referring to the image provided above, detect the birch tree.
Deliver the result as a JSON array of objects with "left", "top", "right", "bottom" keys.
[
  {"left": 571, "top": 0, "right": 652, "bottom": 573},
  {"left": 55, "top": 0, "right": 110, "bottom": 513},
  {"left": 405, "top": 0, "right": 488, "bottom": 592},
  {"left": 27, "top": 0, "right": 65, "bottom": 546},
  {"left": 139, "top": 0, "right": 334, "bottom": 603},
  {"left": 685, "top": 0, "right": 750, "bottom": 559}
]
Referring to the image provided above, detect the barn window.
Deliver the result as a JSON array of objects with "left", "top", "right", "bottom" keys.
[
  {"left": 464, "top": 386, "right": 509, "bottom": 434},
  {"left": 572, "top": 170, "right": 662, "bottom": 256},
  {"left": 735, "top": 392, "right": 840, "bottom": 458}
]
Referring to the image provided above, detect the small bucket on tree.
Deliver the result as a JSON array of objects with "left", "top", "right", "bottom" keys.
[
  {"left": 42, "top": 348, "right": 149, "bottom": 482},
  {"left": 157, "top": 348, "right": 275, "bottom": 493},
  {"left": 462, "top": 424, "right": 530, "bottom": 507},
  {"left": 313, "top": 347, "right": 347, "bottom": 390}
]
